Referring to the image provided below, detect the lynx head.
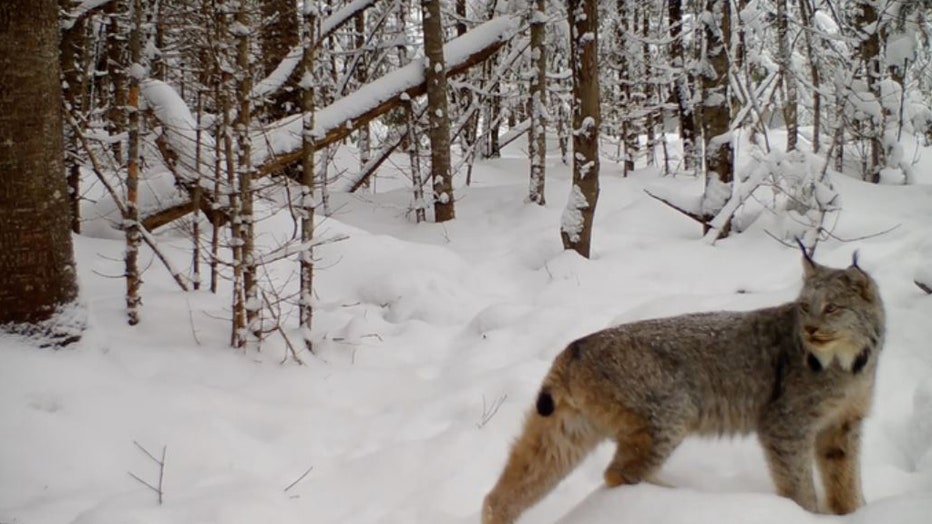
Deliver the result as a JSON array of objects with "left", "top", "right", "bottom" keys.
[{"left": 796, "top": 251, "right": 885, "bottom": 373}]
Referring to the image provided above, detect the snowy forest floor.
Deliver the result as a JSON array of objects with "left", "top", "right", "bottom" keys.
[{"left": 3, "top": 133, "right": 932, "bottom": 523}]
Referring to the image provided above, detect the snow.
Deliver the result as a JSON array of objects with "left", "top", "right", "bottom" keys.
[{"left": 3, "top": 133, "right": 932, "bottom": 524}]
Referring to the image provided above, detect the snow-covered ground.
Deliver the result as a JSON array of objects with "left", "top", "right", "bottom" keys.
[{"left": 2, "top": 134, "right": 932, "bottom": 524}]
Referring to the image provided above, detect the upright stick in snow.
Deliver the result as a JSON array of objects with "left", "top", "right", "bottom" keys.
[
  {"left": 125, "top": 0, "right": 143, "bottom": 326},
  {"left": 421, "top": 0, "right": 455, "bottom": 222},
  {"left": 561, "top": 0, "right": 600, "bottom": 259}
]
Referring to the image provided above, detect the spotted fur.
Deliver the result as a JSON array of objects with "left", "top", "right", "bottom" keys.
[{"left": 482, "top": 255, "right": 885, "bottom": 523}]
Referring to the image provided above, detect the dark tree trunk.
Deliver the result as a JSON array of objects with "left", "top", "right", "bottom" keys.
[
  {"left": 700, "top": 0, "right": 733, "bottom": 238},
  {"left": 0, "top": 0, "right": 81, "bottom": 341},
  {"left": 561, "top": 0, "right": 600, "bottom": 258},
  {"left": 856, "top": 0, "right": 883, "bottom": 183},
  {"left": 527, "top": 0, "right": 546, "bottom": 205},
  {"left": 669, "top": 0, "right": 697, "bottom": 172},
  {"left": 60, "top": 0, "right": 85, "bottom": 234},
  {"left": 260, "top": 0, "right": 299, "bottom": 120},
  {"left": 421, "top": 0, "right": 455, "bottom": 222}
]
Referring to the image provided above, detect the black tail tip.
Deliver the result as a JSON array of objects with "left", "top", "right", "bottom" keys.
[{"left": 536, "top": 389, "right": 555, "bottom": 416}]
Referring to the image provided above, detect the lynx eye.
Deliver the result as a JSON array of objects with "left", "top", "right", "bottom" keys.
[
  {"left": 799, "top": 303, "right": 810, "bottom": 313},
  {"left": 824, "top": 303, "right": 839, "bottom": 314}
]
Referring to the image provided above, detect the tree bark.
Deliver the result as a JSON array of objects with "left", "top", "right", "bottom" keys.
[
  {"left": 669, "top": 0, "right": 697, "bottom": 172},
  {"left": 798, "top": 0, "right": 821, "bottom": 153},
  {"left": 105, "top": 1, "right": 126, "bottom": 164},
  {"left": 527, "top": 0, "right": 546, "bottom": 205},
  {"left": 260, "top": 0, "right": 299, "bottom": 120},
  {"left": 700, "top": 0, "right": 733, "bottom": 238},
  {"left": 300, "top": 2, "right": 317, "bottom": 352},
  {"left": 125, "top": 0, "right": 142, "bottom": 325},
  {"left": 561, "top": 0, "right": 600, "bottom": 258},
  {"left": 235, "top": 0, "right": 258, "bottom": 346},
  {"left": 60, "top": 0, "right": 85, "bottom": 234},
  {"left": 777, "top": 0, "right": 797, "bottom": 151},
  {"left": 855, "top": 0, "right": 884, "bottom": 183},
  {"left": 421, "top": 0, "right": 455, "bottom": 222},
  {"left": 0, "top": 0, "right": 81, "bottom": 341}
]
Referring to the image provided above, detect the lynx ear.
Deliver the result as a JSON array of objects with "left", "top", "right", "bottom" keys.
[
  {"left": 796, "top": 238, "right": 817, "bottom": 277},
  {"left": 850, "top": 250, "right": 861, "bottom": 270}
]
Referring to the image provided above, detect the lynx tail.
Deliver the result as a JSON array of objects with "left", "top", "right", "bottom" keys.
[{"left": 482, "top": 404, "right": 600, "bottom": 524}]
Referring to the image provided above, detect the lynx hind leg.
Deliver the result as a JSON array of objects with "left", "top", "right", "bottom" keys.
[
  {"left": 816, "top": 416, "right": 865, "bottom": 514},
  {"left": 482, "top": 404, "right": 602, "bottom": 524},
  {"left": 601, "top": 411, "right": 686, "bottom": 488}
]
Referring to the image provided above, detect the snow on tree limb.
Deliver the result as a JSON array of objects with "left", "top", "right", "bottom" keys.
[
  {"left": 253, "top": 14, "right": 521, "bottom": 176},
  {"left": 141, "top": 14, "right": 520, "bottom": 230},
  {"left": 61, "top": 0, "right": 117, "bottom": 29},
  {"left": 252, "top": 0, "right": 378, "bottom": 101}
]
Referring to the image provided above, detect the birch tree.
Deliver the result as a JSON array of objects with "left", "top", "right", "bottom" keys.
[{"left": 527, "top": 0, "right": 547, "bottom": 205}]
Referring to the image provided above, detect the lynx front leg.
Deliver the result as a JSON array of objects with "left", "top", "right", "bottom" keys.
[
  {"left": 816, "top": 416, "right": 865, "bottom": 514},
  {"left": 758, "top": 430, "right": 818, "bottom": 512}
]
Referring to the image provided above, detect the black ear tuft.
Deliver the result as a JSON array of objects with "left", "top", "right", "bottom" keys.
[
  {"left": 797, "top": 237, "right": 817, "bottom": 276},
  {"left": 536, "top": 389, "right": 555, "bottom": 417},
  {"left": 851, "top": 250, "right": 861, "bottom": 269}
]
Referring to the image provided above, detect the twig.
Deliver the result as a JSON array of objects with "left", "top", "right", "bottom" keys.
[
  {"left": 261, "top": 289, "right": 305, "bottom": 365},
  {"left": 477, "top": 394, "right": 508, "bottom": 429},
  {"left": 822, "top": 224, "right": 901, "bottom": 242},
  {"left": 284, "top": 465, "right": 314, "bottom": 493},
  {"left": 915, "top": 280, "right": 932, "bottom": 295},
  {"left": 643, "top": 188, "right": 707, "bottom": 226},
  {"left": 129, "top": 441, "right": 166, "bottom": 505},
  {"left": 65, "top": 110, "right": 190, "bottom": 292}
]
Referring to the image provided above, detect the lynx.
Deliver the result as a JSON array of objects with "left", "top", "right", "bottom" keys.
[{"left": 482, "top": 252, "right": 885, "bottom": 523}]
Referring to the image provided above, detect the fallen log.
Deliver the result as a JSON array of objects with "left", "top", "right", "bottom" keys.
[{"left": 142, "top": 15, "right": 520, "bottom": 230}]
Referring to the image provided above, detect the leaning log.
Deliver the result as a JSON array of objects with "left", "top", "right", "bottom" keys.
[{"left": 142, "top": 15, "right": 520, "bottom": 230}]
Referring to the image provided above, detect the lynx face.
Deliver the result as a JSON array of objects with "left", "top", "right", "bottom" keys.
[{"left": 797, "top": 261, "right": 883, "bottom": 372}]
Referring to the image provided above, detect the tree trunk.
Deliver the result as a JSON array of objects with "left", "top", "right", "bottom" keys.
[
  {"left": 106, "top": 1, "right": 126, "bottom": 164},
  {"left": 700, "top": 0, "right": 733, "bottom": 238},
  {"left": 527, "top": 0, "right": 546, "bottom": 205},
  {"left": 125, "top": 0, "right": 143, "bottom": 325},
  {"left": 0, "top": 0, "right": 81, "bottom": 342},
  {"left": 235, "top": 0, "right": 258, "bottom": 346},
  {"left": 260, "top": 0, "right": 299, "bottom": 121},
  {"left": 60, "top": 0, "right": 85, "bottom": 234},
  {"left": 777, "top": 0, "right": 797, "bottom": 151},
  {"left": 669, "top": 0, "right": 697, "bottom": 172},
  {"left": 300, "top": 2, "right": 317, "bottom": 352},
  {"left": 354, "top": 10, "right": 372, "bottom": 189},
  {"left": 855, "top": 0, "right": 884, "bottom": 183},
  {"left": 421, "top": 0, "right": 455, "bottom": 222},
  {"left": 799, "top": 0, "right": 821, "bottom": 154},
  {"left": 561, "top": 0, "right": 600, "bottom": 258}
]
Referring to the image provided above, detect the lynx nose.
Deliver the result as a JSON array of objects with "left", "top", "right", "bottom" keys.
[{"left": 804, "top": 325, "right": 818, "bottom": 335}]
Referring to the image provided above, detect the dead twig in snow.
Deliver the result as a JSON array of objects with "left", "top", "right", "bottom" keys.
[
  {"left": 477, "top": 394, "right": 508, "bottom": 429},
  {"left": 284, "top": 465, "right": 314, "bottom": 494},
  {"left": 128, "top": 441, "right": 166, "bottom": 504}
]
